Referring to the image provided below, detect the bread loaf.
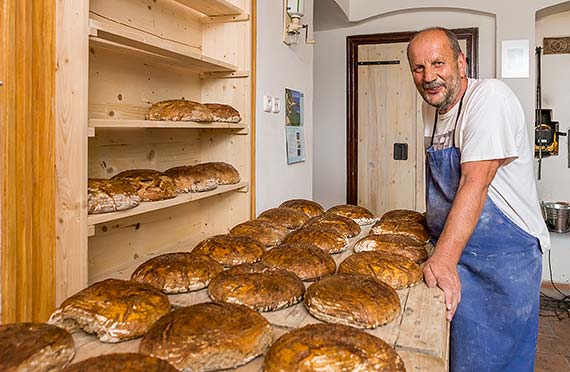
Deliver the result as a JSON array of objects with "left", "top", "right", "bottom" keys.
[
  {"left": 146, "top": 99, "right": 214, "bottom": 122},
  {"left": 112, "top": 169, "right": 177, "bottom": 201},
  {"left": 192, "top": 162, "right": 240, "bottom": 185},
  {"left": 192, "top": 234, "right": 266, "bottom": 267},
  {"left": 208, "top": 263, "right": 305, "bottom": 311},
  {"left": 203, "top": 103, "right": 242, "bottom": 123},
  {"left": 230, "top": 219, "right": 290, "bottom": 247},
  {"left": 139, "top": 302, "right": 272, "bottom": 372},
  {"left": 164, "top": 165, "right": 218, "bottom": 193},
  {"left": 131, "top": 252, "right": 223, "bottom": 293},
  {"left": 338, "top": 251, "right": 422, "bottom": 289},
  {"left": 48, "top": 279, "right": 170, "bottom": 343},
  {"left": 284, "top": 227, "right": 348, "bottom": 254},
  {"left": 0, "top": 323, "right": 75, "bottom": 372},
  {"left": 257, "top": 207, "right": 310, "bottom": 230},
  {"left": 381, "top": 209, "right": 427, "bottom": 227},
  {"left": 264, "top": 323, "right": 406, "bottom": 372},
  {"left": 61, "top": 353, "right": 178, "bottom": 372},
  {"left": 303, "top": 213, "right": 361, "bottom": 238},
  {"left": 304, "top": 273, "right": 401, "bottom": 328},
  {"left": 327, "top": 204, "right": 377, "bottom": 225},
  {"left": 371, "top": 219, "right": 430, "bottom": 244},
  {"left": 88, "top": 178, "right": 140, "bottom": 214},
  {"left": 261, "top": 243, "right": 336, "bottom": 281},
  {"left": 353, "top": 234, "right": 428, "bottom": 263},
  {"left": 279, "top": 199, "right": 325, "bottom": 219}
]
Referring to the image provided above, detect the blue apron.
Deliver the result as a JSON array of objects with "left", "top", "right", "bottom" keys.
[{"left": 426, "top": 96, "right": 542, "bottom": 372}]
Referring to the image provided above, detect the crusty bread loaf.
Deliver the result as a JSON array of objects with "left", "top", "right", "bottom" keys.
[
  {"left": 230, "top": 219, "right": 290, "bottom": 247},
  {"left": 371, "top": 219, "right": 430, "bottom": 244},
  {"left": 131, "top": 252, "right": 223, "bottom": 294},
  {"left": 164, "top": 165, "right": 218, "bottom": 193},
  {"left": 353, "top": 234, "right": 428, "bottom": 263},
  {"left": 192, "top": 162, "right": 240, "bottom": 185},
  {"left": 261, "top": 243, "right": 336, "bottom": 281},
  {"left": 112, "top": 169, "right": 177, "bottom": 201},
  {"left": 304, "top": 273, "right": 401, "bottom": 328},
  {"left": 327, "top": 204, "right": 377, "bottom": 225},
  {"left": 139, "top": 302, "right": 272, "bottom": 372},
  {"left": 338, "top": 251, "right": 422, "bottom": 289},
  {"left": 279, "top": 199, "right": 325, "bottom": 219},
  {"left": 257, "top": 207, "right": 310, "bottom": 230},
  {"left": 284, "top": 227, "right": 348, "bottom": 254},
  {"left": 146, "top": 99, "right": 214, "bottom": 122},
  {"left": 381, "top": 209, "right": 427, "bottom": 227},
  {"left": 88, "top": 178, "right": 140, "bottom": 214},
  {"left": 264, "top": 323, "right": 406, "bottom": 372},
  {"left": 303, "top": 213, "right": 361, "bottom": 238},
  {"left": 0, "top": 323, "right": 75, "bottom": 372},
  {"left": 203, "top": 103, "right": 242, "bottom": 123},
  {"left": 208, "top": 263, "right": 305, "bottom": 311},
  {"left": 48, "top": 279, "right": 170, "bottom": 343},
  {"left": 61, "top": 353, "right": 178, "bottom": 372},
  {"left": 192, "top": 234, "right": 266, "bottom": 267}
]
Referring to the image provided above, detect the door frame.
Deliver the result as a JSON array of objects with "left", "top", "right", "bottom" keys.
[{"left": 346, "top": 28, "right": 479, "bottom": 204}]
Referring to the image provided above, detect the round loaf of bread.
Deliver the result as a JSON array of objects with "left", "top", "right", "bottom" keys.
[
  {"left": 203, "top": 103, "right": 242, "bottom": 123},
  {"left": 284, "top": 227, "right": 348, "bottom": 254},
  {"left": 371, "top": 219, "right": 430, "bottom": 243},
  {"left": 0, "top": 323, "right": 75, "bottom": 372},
  {"left": 208, "top": 263, "right": 305, "bottom": 311},
  {"left": 61, "top": 353, "right": 178, "bottom": 372},
  {"left": 381, "top": 209, "right": 427, "bottom": 227},
  {"left": 303, "top": 213, "right": 361, "bottom": 238},
  {"left": 338, "top": 251, "right": 422, "bottom": 289},
  {"left": 146, "top": 99, "right": 214, "bottom": 122},
  {"left": 304, "top": 273, "right": 401, "bottom": 328},
  {"left": 192, "top": 162, "right": 241, "bottom": 185},
  {"left": 112, "top": 169, "right": 177, "bottom": 201},
  {"left": 261, "top": 243, "right": 336, "bottom": 281},
  {"left": 131, "top": 252, "right": 223, "bottom": 293},
  {"left": 257, "top": 207, "right": 310, "bottom": 230},
  {"left": 327, "top": 204, "right": 377, "bottom": 225},
  {"left": 193, "top": 234, "right": 266, "bottom": 267},
  {"left": 279, "top": 199, "right": 325, "bottom": 219},
  {"left": 88, "top": 178, "right": 140, "bottom": 214},
  {"left": 230, "top": 219, "right": 290, "bottom": 247},
  {"left": 48, "top": 279, "right": 171, "bottom": 343},
  {"left": 264, "top": 323, "right": 406, "bottom": 372},
  {"left": 164, "top": 165, "right": 218, "bottom": 193},
  {"left": 139, "top": 302, "right": 272, "bottom": 372},
  {"left": 353, "top": 234, "right": 428, "bottom": 263}
]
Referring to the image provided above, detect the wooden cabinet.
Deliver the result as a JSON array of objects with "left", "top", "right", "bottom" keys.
[{"left": 56, "top": 0, "right": 254, "bottom": 304}]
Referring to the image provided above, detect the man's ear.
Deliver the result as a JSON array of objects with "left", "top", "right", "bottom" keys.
[{"left": 458, "top": 52, "right": 467, "bottom": 77}]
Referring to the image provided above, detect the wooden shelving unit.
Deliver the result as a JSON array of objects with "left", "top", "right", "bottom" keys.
[
  {"left": 88, "top": 181, "right": 248, "bottom": 229},
  {"left": 56, "top": 0, "right": 254, "bottom": 301}
]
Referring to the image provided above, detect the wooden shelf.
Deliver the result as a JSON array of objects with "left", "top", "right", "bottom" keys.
[
  {"left": 87, "top": 181, "right": 248, "bottom": 228},
  {"left": 89, "top": 17, "right": 238, "bottom": 72},
  {"left": 172, "top": 0, "right": 244, "bottom": 17},
  {"left": 88, "top": 119, "right": 248, "bottom": 136}
]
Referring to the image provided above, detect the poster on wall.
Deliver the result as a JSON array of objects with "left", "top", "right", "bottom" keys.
[
  {"left": 286, "top": 126, "right": 306, "bottom": 164},
  {"left": 285, "top": 88, "right": 304, "bottom": 126}
]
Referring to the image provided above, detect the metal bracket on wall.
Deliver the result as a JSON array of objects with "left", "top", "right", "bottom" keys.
[{"left": 357, "top": 60, "right": 400, "bottom": 66}]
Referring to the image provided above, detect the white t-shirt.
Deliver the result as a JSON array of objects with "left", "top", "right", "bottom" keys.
[{"left": 422, "top": 78, "right": 550, "bottom": 250}]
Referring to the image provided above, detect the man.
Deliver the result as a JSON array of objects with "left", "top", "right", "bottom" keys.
[{"left": 406, "top": 27, "right": 549, "bottom": 372}]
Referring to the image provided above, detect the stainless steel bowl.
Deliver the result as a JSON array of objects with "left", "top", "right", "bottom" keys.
[{"left": 541, "top": 201, "right": 570, "bottom": 233}]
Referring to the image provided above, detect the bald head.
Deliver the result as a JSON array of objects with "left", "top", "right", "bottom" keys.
[{"left": 407, "top": 27, "right": 462, "bottom": 62}]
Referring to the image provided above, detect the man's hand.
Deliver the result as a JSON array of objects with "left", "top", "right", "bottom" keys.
[{"left": 423, "top": 253, "right": 461, "bottom": 321}]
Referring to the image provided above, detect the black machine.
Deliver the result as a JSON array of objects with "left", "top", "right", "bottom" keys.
[{"left": 534, "top": 46, "right": 567, "bottom": 180}]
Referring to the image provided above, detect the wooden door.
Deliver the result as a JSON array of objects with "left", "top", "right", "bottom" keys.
[{"left": 356, "top": 39, "right": 468, "bottom": 217}]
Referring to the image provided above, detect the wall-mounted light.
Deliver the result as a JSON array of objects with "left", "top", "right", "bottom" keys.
[{"left": 283, "top": 0, "right": 315, "bottom": 46}]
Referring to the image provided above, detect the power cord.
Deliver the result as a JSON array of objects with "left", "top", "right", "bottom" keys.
[{"left": 539, "top": 249, "right": 570, "bottom": 320}]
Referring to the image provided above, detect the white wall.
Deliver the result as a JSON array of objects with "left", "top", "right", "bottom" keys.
[
  {"left": 256, "top": 0, "right": 314, "bottom": 214},
  {"left": 536, "top": 10, "right": 570, "bottom": 284},
  {"left": 313, "top": 1, "right": 570, "bottom": 284},
  {"left": 313, "top": 9, "right": 496, "bottom": 208}
]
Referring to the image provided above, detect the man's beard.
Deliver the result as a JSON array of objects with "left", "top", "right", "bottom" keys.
[{"left": 420, "top": 70, "right": 461, "bottom": 112}]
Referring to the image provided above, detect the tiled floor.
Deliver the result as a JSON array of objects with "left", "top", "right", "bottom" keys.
[{"left": 535, "top": 291, "right": 570, "bottom": 372}]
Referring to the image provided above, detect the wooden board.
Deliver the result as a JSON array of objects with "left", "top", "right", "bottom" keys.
[
  {"left": 172, "top": 0, "right": 244, "bottom": 17},
  {"left": 76, "top": 226, "right": 449, "bottom": 371}
]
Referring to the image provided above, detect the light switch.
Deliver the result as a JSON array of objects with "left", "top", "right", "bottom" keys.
[
  {"left": 272, "top": 97, "right": 281, "bottom": 113},
  {"left": 263, "top": 95, "right": 273, "bottom": 112}
]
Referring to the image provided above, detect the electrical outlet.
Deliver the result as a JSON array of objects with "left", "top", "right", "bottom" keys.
[
  {"left": 272, "top": 97, "right": 281, "bottom": 113},
  {"left": 263, "top": 95, "right": 273, "bottom": 112}
]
